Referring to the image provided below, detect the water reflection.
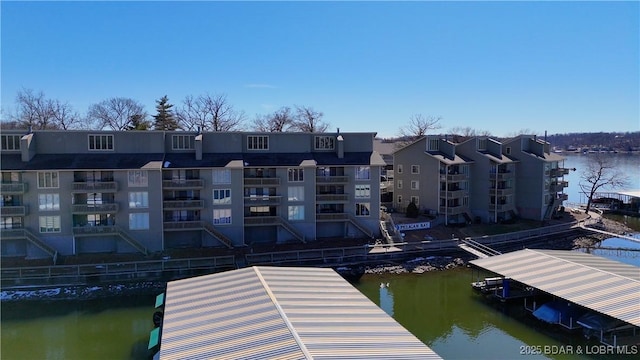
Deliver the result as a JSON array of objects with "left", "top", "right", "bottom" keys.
[{"left": 379, "top": 282, "right": 394, "bottom": 316}]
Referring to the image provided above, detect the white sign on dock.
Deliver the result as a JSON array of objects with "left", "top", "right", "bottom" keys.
[{"left": 396, "top": 222, "right": 431, "bottom": 231}]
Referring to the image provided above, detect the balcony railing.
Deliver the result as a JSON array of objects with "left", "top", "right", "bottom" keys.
[
  {"left": 489, "top": 203, "right": 515, "bottom": 212},
  {"left": 163, "top": 220, "right": 203, "bottom": 231},
  {"left": 316, "top": 176, "right": 349, "bottom": 184},
  {"left": 243, "top": 177, "right": 280, "bottom": 186},
  {"left": 162, "top": 179, "right": 204, "bottom": 189},
  {"left": 72, "top": 181, "right": 118, "bottom": 192},
  {"left": 0, "top": 182, "right": 28, "bottom": 194},
  {"left": 71, "top": 203, "right": 119, "bottom": 214},
  {"left": 316, "top": 213, "right": 349, "bottom": 221},
  {"left": 0, "top": 205, "right": 28, "bottom": 216},
  {"left": 551, "top": 168, "right": 570, "bottom": 177},
  {"left": 438, "top": 206, "right": 468, "bottom": 215},
  {"left": 316, "top": 194, "right": 349, "bottom": 202},
  {"left": 1, "top": 228, "right": 25, "bottom": 239},
  {"left": 439, "top": 174, "right": 467, "bottom": 182},
  {"left": 244, "top": 216, "right": 280, "bottom": 226},
  {"left": 490, "top": 172, "right": 515, "bottom": 180},
  {"left": 550, "top": 181, "right": 569, "bottom": 192},
  {"left": 72, "top": 225, "right": 118, "bottom": 236},
  {"left": 439, "top": 189, "right": 467, "bottom": 199},
  {"left": 243, "top": 196, "right": 281, "bottom": 206},
  {"left": 489, "top": 187, "right": 514, "bottom": 196},
  {"left": 163, "top": 199, "right": 205, "bottom": 210}
]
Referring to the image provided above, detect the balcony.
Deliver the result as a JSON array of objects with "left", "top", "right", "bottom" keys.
[
  {"left": 244, "top": 216, "right": 280, "bottom": 226},
  {"left": 243, "top": 196, "right": 281, "bottom": 206},
  {"left": 1, "top": 228, "right": 25, "bottom": 239},
  {"left": 439, "top": 189, "right": 467, "bottom": 199},
  {"left": 71, "top": 203, "right": 119, "bottom": 214},
  {"left": 316, "top": 213, "right": 349, "bottom": 221},
  {"left": 163, "top": 220, "right": 203, "bottom": 231},
  {"left": 0, "top": 205, "right": 28, "bottom": 216},
  {"left": 489, "top": 187, "right": 514, "bottom": 196},
  {"left": 72, "top": 181, "right": 118, "bottom": 193},
  {"left": 316, "top": 194, "right": 349, "bottom": 202},
  {"left": 162, "top": 179, "right": 204, "bottom": 189},
  {"left": 555, "top": 193, "right": 569, "bottom": 201},
  {"left": 489, "top": 203, "right": 515, "bottom": 212},
  {"left": 438, "top": 205, "right": 468, "bottom": 215},
  {"left": 550, "top": 181, "right": 569, "bottom": 192},
  {"left": 316, "top": 176, "right": 349, "bottom": 184},
  {"left": 163, "top": 199, "right": 205, "bottom": 210},
  {"left": 1, "top": 182, "right": 28, "bottom": 194},
  {"left": 551, "top": 168, "right": 570, "bottom": 177},
  {"left": 439, "top": 173, "right": 467, "bottom": 182},
  {"left": 243, "top": 177, "right": 280, "bottom": 186},
  {"left": 72, "top": 225, "right": 118, "bottom": 236},
  {"left": 490, "top": 171, "right": 515, "bottom": 180}
]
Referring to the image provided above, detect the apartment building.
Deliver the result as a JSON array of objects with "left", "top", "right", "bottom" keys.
[
  {"left": 0, "top": 130, "right": 383, "bottom": 260},
  {"left": 393, "top": 135, "right": 568, "bottom": 225}
]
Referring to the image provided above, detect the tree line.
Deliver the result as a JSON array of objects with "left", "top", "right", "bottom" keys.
[{"left": 0, "top": 89, "right": 330, "bottom": 133}]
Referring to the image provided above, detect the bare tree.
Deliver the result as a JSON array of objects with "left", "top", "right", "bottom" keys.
[
  {"left": 10, "top": 88, "right": 82, "bottom": 130},
  {"left": 87, "top": 97, "right": 147, "bottom": 130},
  {"left": 449, "top": 126, "right": 492, "bottom": 143},
  {"left": 396, "top": 114, "right": 442, "bottom": 148},
  {"left": 291, "top": 106, "right": 329, "bottom": 132},
  {"left": 252, "top": 106, "right": 294, "bottom": 132},
  {"left": 176, "top": 93, "right": 245, "bottom": 132},
  {"left": 579, "top": 154, "right": 630, "bottom": 214}
]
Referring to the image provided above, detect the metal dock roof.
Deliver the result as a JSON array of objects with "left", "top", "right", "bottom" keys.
[
  {"left": 158, "top": 266, "right": 441, "bottom": 360},
  {"left": 470, "top": 249, "right": 640, "bottom": 327}
]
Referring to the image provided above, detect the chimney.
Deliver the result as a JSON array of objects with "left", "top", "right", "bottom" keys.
[
  {"left": 21, "top": 133, "right": 35, "bottom": 162},
  {"left": 195, "top": 134, "right": 203, "bottom": 161},
  {"left": 336, "top": 133, "right": 344, "bottom": 159}
]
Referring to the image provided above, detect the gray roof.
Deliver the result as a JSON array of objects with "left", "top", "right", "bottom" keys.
[
  {"left": 1, "top": 153, "right": 165, "bottom": 171},
  {"left": 159, "top": 266, "right": 441, "bottom": 360},
  {"left": 470, "top": 249, "right": 640, "bottom": 327}
]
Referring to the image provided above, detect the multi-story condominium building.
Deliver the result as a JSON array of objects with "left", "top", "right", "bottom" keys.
[
  {"left": 0, "top": 130, "right": 384, "bottom": 260},
  {"left": 393, "top": 135, "right": 568, "bottom": 225}
]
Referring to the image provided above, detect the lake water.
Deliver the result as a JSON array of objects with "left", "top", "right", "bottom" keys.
[{"left": 1, "top": 154, "right": 638, "bottom": 360}]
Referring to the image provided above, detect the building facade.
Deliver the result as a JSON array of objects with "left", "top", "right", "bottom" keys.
[
  {"left": 0, "top": 130, "right": 383, "bottom": 259},
  {"left": 393, "top": 135, "right": 568, "bottom": 225}
]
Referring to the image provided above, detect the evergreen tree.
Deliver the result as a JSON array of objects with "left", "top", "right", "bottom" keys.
[
  {"left": 153, "top": 95, "right": 179, "bottom": 130},
  {"left": 126, "top": 113, "right": 151, "bottom": 130},
  {"left": 406, "top": 201, "right": 420, "bottom": 218}
]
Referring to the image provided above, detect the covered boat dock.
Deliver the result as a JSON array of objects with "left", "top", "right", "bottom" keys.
[
  {"left": 152, "top": 266, "right": 441, "bottom": 359},
  {"left": 470, "top": 249, "right": 640, "bottom": 345}
]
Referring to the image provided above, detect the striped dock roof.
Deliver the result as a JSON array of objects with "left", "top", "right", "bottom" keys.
[
  {"left": 470, "top": 249, "right": 640, "bottom": 327},
  {"left": 158, "top": 266, "right": 441, "bottom": 360}
]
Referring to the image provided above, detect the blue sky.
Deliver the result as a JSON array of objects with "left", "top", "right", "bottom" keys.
[{"left": 1, "top": 1, "right": 638, "bottom": 138}]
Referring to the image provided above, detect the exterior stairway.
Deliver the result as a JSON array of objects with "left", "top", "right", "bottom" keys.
[
  {"left": 348, "top": 214, "right": 375, "bottom": 239},
  {"left": 276, "top": 217, "right": 306, "bottom": 243},
  {"left": 23, "top": 228, "right": 59, "bottom": 260},
  {"left": 202, "top": 222, "right": 234, "bottom": 249},
  {"left": 115, "top": 226, "right": 148, "bottom": 255}
]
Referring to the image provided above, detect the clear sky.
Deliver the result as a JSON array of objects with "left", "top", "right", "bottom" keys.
[{"left": 1, "top": 1, "right": 638, "bottom": 138}]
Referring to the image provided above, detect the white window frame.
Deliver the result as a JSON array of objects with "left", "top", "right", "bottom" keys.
[
  {"left": 355, "top": 166, "right": 370, "bottom": 180},
  {"left": 88, "top": 134, "right": 114, "bottom": 151},
  {"left": 212, "top": 169, "right": 231, "bottom": 184},
  {"left": 128, "top": 170, "right": 148, "bottom": 187},
  {"left": 129, "top": 213, "right": 149, "bottom": 230},
  {"left": 427, "top": 138, "right": 439, "bottom": 151},
  {"left": 355, "top": 184, "right": 370, "bottom": 199},
  {"left": 39, "top": 216, "right": 61, "bottom": 233},
  {"left": 129, "top": 192, "right": 149, "bottom": 208},
  {"left": 397, "top": 195, "right": 402, "bottom": 205},
  {"left": 37, "top": 171, "right": 59, "bottom": 189},
  {"left": 355, "top": 203, "right": 371, "bottom": 217},
  {"left": 38, "top": 194, "right": 60, "bottom": 211},
  {"left": 397, "top": 164, "right": 403, "bottom": 174},
  {"left": 411, "top": 165, "right": 420, "bottom": 174},
  {"left": 213, "top": 208, "right": 232, "bottom": 225},
  {"left": 247, "top": 135, "right": 269, "bottom": 150},
  {"left": 397, "top": 179, "right": 403, "bottom": 189},
  {"left": 477, "top": 138, "right": 488, "bottom": 151},
  {"left": 288, "top": 205, "right": 304, "bottom": 221},
  {"left": 213, "top": 189, "right": 232, "bottom": 205},
  {"left": 288, "top": 186, "right": 304, "bottom": 202},
  {"left": 411, "top": 180, "right": 419, "bottom": 190},
  {"left": 172, "top": 134, "right": 195, "bottom": 150},
  {"left": 288, "top": 168, "right": 304, "bottom": 182},
  {"left": 411, "top": 196, "right": 420, "bottom": 206},
  {"left": 314, "top": 136, "right": 335, "bottom": 150},
  {"left": 1, "top": 135, "right": 21, "bottom": 151}
]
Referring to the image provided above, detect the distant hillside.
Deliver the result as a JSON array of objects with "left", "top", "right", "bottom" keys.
[{"left": 546, "top": 132, "right": 640, "bottom": 152}]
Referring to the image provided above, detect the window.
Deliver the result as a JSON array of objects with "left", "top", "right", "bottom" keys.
[
  {"left": 355, "top": 203, "right": 370, "bottom": 216},
  {"left": 172, "top": 135, "right": 195, "bottom": 150},
  {"left": 288, "top": 205, "right": 304, "bottom": 221},
  {"left": 288, "top": 168, "right": 304, "bottom": 182},
  {"left": 88, "top": 134, "right": 114, "bottom": 150},
  {"left": 129, "top": 192, "right": 149, "bottom": 208},
  {"left": 477, "top": 138, "right": 487, "bottom": 151},
  {"left": 213, "top": 189, "right": 232, "bottom": 204},
  {"left": 506, "top": 147, "right": 511, "bottom": 155},
  {"left": 247, "top": 135, "right": 269, "bottom": 150},
  {"left": 38, "top": 172, "right": 59, "bottom": 189},
  {"left": 397, "top": 195, "right": 402, "bottom": 205},
  {"left": 39, "top": 216, "right": 61, "bottom": 233},
  {"left": 411, "top": 180, "right": 419, "bottom": 190},
  {"left": 314, "top": 136, "right": 335, "bottom": 150},
  {"left": 411, "top": 165, "right": 420, "bottom": 174},
  {"left": 128, "top": 170, "right": 148, "bottom": 187},
  {"left": 212, "top": 169, "right": 231, "bottom": 184},
  {"left": 288, "top": 186, "right": 304, "bottom": 201},
  {"left": 129, "top": 213, "right": 149, "bottom": 230},
  {"left": 213, "top": 209, "right": 232, "bottom": 225},
  {"left": 411, "top": 196, "right": 420, "bottom": 206},
  {"left": 427, "top": 138, "right": 440, "bottom": 151},
  {"left": 1, "top": 216, "right": 22, "bottom": 229},
  {"left": 355, "top": 166, "right": 370, "bottom": 180},
  {"left": 397, "top": 180, "right": 403, "bottom": 189},
  {"left": 355, "top": 184, "right": 370, "bottom": 198},
  {"left": 1, "top": 172, "right": 21, "bottom": 183},
  {"left": 397, "top": 165, "right": 403, "bottom": 174},
  {"left": 1, "top": 135, "right": 21, "bottom": 150},
  {"left": 38, "top": 194, "right": 60, "bottom": 211}
]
